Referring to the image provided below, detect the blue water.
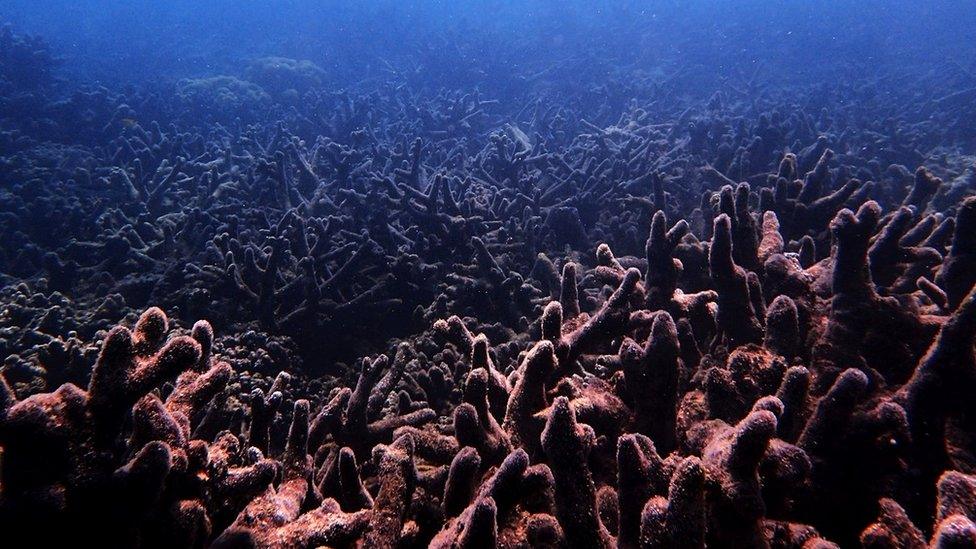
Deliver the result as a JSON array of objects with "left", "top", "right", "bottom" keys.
[{"left": 3, "top": 1, "right": 974, "bottom": 89}]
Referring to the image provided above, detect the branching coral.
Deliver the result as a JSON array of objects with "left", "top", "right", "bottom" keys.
[{"left": 3, "top": 14, "right": 976, "bottom": 547}]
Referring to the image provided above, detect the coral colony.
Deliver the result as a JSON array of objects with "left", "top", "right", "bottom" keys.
[{"left": 3, "top": 9, "right": 976, "bottom": 548}]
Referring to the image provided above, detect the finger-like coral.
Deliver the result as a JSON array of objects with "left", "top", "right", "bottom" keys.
[{"left": 3, "top": 12, "right": 976, "bottom": 547}]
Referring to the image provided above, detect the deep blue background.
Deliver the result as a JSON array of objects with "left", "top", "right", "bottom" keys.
[{"left": 3, "top": 0, "right": 974, "bottom": 88}]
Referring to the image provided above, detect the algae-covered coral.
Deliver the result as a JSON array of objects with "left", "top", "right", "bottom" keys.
[{"left": 2, "top": 4, "right": 976, "bottom": 547}]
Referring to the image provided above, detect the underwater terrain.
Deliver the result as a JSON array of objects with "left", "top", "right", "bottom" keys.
[{"left": 2, "top": 0, "right": 976, "bottom": 546}]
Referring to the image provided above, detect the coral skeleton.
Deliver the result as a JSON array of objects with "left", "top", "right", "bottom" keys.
[{"left": 2, "top": 11, "right": 976, "bottom": 548}]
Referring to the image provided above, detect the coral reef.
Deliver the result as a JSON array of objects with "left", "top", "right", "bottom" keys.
[
  {"left": 2, "top": 11, "right": 976, "bottom": 549},
  {"left": 244, "top": 57, "right": 327, "bottom": 99}
]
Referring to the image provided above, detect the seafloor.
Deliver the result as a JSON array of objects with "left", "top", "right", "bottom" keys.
[{"left": 2, "top": 19, "right": 976, "bottom": 549}]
